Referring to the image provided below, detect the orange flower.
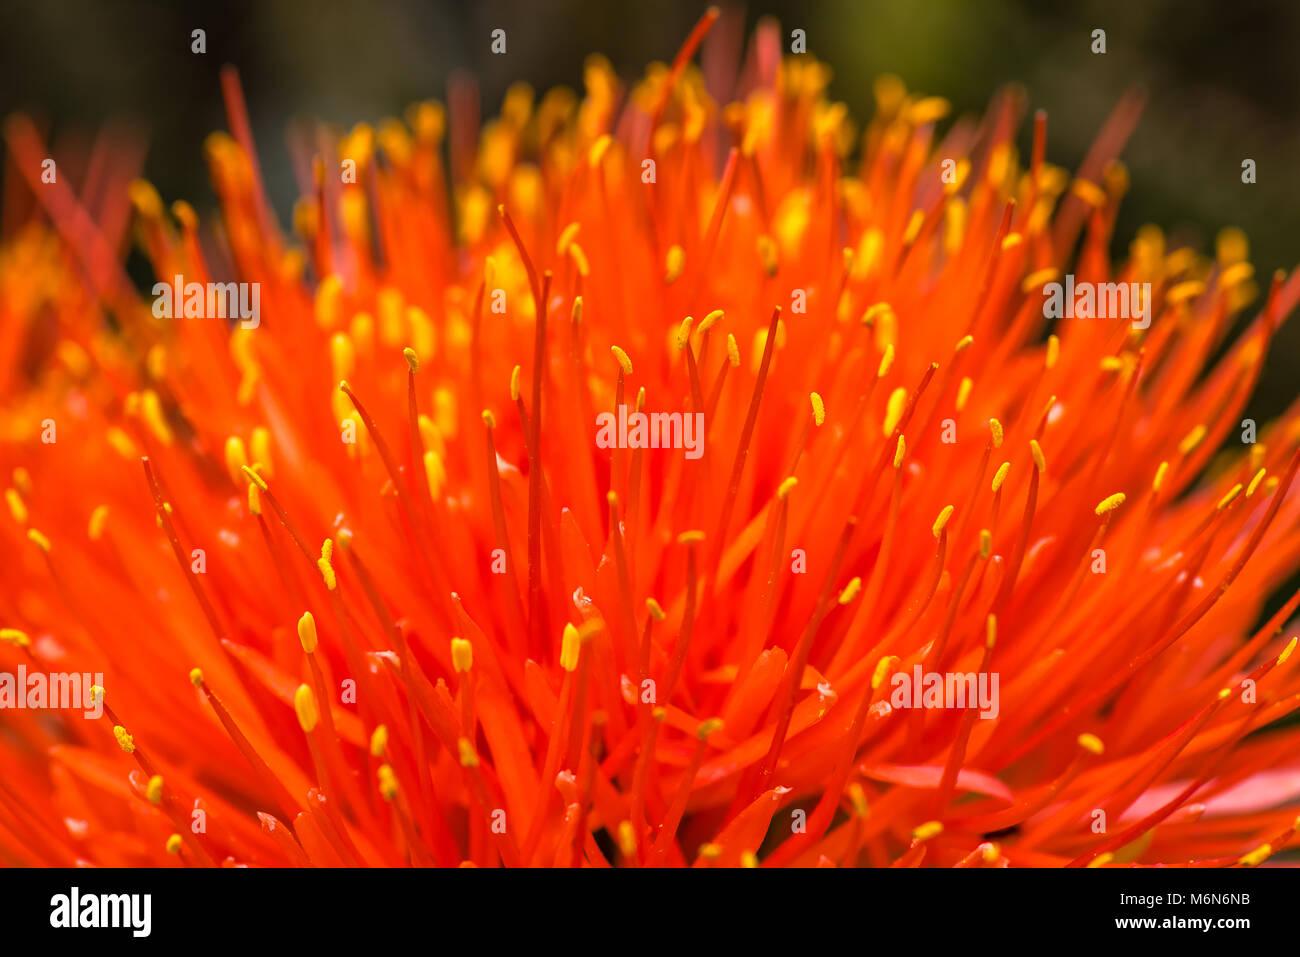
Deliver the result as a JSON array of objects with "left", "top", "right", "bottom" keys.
[{"left": 3, "top": 11, "right": 1300, "bottom": 868}]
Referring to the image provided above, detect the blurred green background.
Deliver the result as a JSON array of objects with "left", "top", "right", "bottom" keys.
[{"left": 3, "top": 0, "right": 1298, "bottom": 418}]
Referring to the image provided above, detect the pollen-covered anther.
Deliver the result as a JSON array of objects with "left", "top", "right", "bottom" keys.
[
  {"left": 696, "top": 717, "right": 723, "bottom": 741},
  {"left": 838, "top": 577, "right": 862, "bottom": 604},
  {"left": 378, "top": 764, "right": 399, "bottom": 800},
  {"left": 912, "top": 821, "right": 943, "bottom": 842},
  {"left": 778, "top": 476, "right": 798, "bottom": 499},
  {"left": 316, "top": 539, "right": 337, "bottom": 590},
  {"left": 113, "top": 725, "right": 135, "bottom": 754},
  {"left": 677, "top": 529, "right": 705, "bottom": 545},
  {"left": 294, "top": 683, "right": 320, "bottom": 733},
  {"left": 1094, "top": 492, "right": 1126, "bottom": 516},
  {"left": 610, "top": 345, "right": 633, "bottom": 376},
  {"left": 1217, "top": 483, "right": 1243, "bottom": 511},
  {"left": 370, "top": 725, "right": 389, "bottom": 757},
  {"left": 932, "top": 505, "right": 954, "bottom": 539},
  {"left": 810, "top": 392, "right": 825, "bottom": 426},
  {"left": 451, "top": 637, "right": 473, "bottom": 673},
  {"left": 1077, "top": 733, "right": 1105, "bottom": 755},
  {"left": 0, "top": 628, "right": 31, "bottom": 648},
  {"left": 146, "top": 775, "right": 164, "bottom": 806},
  {"left": 989, "top": 418, "right": 1004, "bottom": 448},
  {"left": 1030, "top": 439, "right": 1046, "bottom": 473},
  {"left": 457, "top": 737, "right": 479, "bottom": 768}
]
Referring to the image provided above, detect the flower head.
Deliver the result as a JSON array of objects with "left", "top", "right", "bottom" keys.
[{"left": 3, "top": 11, "right": 1300, "bottom": 868}]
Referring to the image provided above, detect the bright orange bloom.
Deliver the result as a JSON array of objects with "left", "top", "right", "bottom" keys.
[{"left": 4, "top": 12, "right": 1300, "bottom": 868}]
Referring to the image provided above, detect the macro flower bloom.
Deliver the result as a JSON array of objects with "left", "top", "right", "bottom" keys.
[{"left": 4, "top": 9, "right": 1300, "bottom": 868}]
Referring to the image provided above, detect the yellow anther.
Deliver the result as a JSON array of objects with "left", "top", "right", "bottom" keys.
[
  {"left": 955, "top": 334, "right": 973, "bottom": 353},
  {"left": 617, "top": 820, "right": 637, "bottom": 857},
  {"left": 568, "top": 243, "right": 590, "bottom": 277},
  {"left": 1087, "top": 852, "right": 1114, "bottom": 868},
  {"left": 481, "top": 408, "right": 496, "bottom": 430},
  {"left": 1077, "top": 733, "right": 1105, "bottom": 755},
  {"left": 697, "top": 718, "right": 724, "bottom": 740},
  {"left": 317, "top": 539, "right": 336, "bottom": 591},
  {"left": 1029, "top": 439, "right": 1046, "bottom": 473},
  {"left": 1095, "top": 492, "right": 1126, "bottom": 516},
  {"left": 757, "top": 234, "right": 778, "bottom": 276},
  {"left": 697, "top": 843, "right": 722, "bottom": 861},
  {"left": 1237, "top": 844, "right": 1272, "bottom": 867},
  {"left": 912, "top": 820, "right": 943, "bottom": 841},
  {"left": 189, "top": 668, "right": 204, "bottom": 687},
  {"left": 0, "top": 628, "right": 31, "bottom": 648},
  {"left": 1070, "top": 177, "right": 1107, "bottom": 207},
  {"left": 810, "top": 392, "right": 825, "bottom": 426},
  {"left": 740, "top": 850, "right": 759, "bottom": 868},
  {"left": 989, "top": 418, "right": 1004, "bottom": 448},
  {"left": 1168, "top": 279, "right": 1207, "bottom": 305},
  {"left": 458, "top": 736, "right": 480, "bottom": 767},
  {"left": 838, "top": 577, "right": 862, "bottom": 604},
  {"left": 894, "top": 435, "right": 906, "bottom": 469},
  {"left": 726, "top": 333, "right": 740, "bottom": 368},
  {"left": 872, "top": 655, "right": 899, "bottom": 691},
  {"left": 1000, "top": 232, "right": 1023, "bottom": 251},
  {"left": 907, "top": 96, "right": 950, "bottom": 125},
  {"left": 297, "top": 612, "right": 318, "bottom": 654},
  {"left": 981, "top": 843, "right": 1001, "bottom": 864},
  {"left": 1247, "top": 468, "right": 1267, "bottom": 498},
  {"left": 140, "top": 389, "right": 173, "bottom": 445},
  {"left": 1220, "top": 261, "right": 1254, "bottom": 289},
  {"left": 979, "top": 529, "right": 992, "bottom": 559},
  {"left": 294, "top": 684, "right": 320, "bottom": 733},
  {"left": 240, "top": 464, "right": 268, "bottom": 491},
  {"left": 560, "top": 623, "right": 581, "bottom": 672},
  {"left": 507, "top": 365, "right": 521, "bottom": 402},
  {"left": 224, "top": 435, "right": 249, "bottom": 486},
  {"left": 674, "top": 315, "right": 694, "bottom": 351},
  {"left": 113, "top": 725, "right": 135, "bottom": 754},
  {"left": 27, "top": 528, "right": 50, "bottom": 552},
  {"left": 1278, "top": 637, "right": 1297, "bottom": 665},
  {"left": 1045, "top": 335, "right": 1060, "bottom": 369},
  {"left": 403, "top": 347, "right": 419, "bottom": 374},
  {"left": 248, "top": 482, "right": 262, "bottom": 516},
  {"left": 956, "top": 377, "right": 973, "bottom": 412},
  {"left": 1217, "top": 483, "right": 1243, "bottom": 510},
  {"left": 146, "top": 775, "right": 164, "bottom": 805},
  {"left": 877, "top": 343, "right": 895, "bottom": 378},
  {"left": 991, "top": 461, "right": 1011, "bottom": 493},
  {"left": 377, "top": 764, "right": 399, "bottom": 800},
  {"left": 5, "top": 488, "right": 28, "bottom": 525},
  {"left": 882, "top": 387, "right": 907, "bottom": 437},
  {"left": 1021, "top": 267, "right": 1060, "bottom": 293},
  {"left": 777, "top": 476, "right": 799, "bottom": 499},
  {"left": 848, "top": 782, "right": 869, "bottom": 818},
  {"left": 556, "top": 222, "right": 580, "bottom": 255},
  {"left": 699, "top": 309, "right": 724, "bottom": 333},
  {"left": 932, "top": 504, "right": 954, "bottom": 539},
  {"left": 588, "top": 133, "right": 612, "bottom": 168},
  {"left": 611, "top": 345, "right": 633, "bottom": 375},
  {"left": 677, "top": 529, "right": 706, "bottom": 545},
  {"left": 370, "top": 725, "right": 389, "bottom": 757},
  {"left": 986, "top": 614, "right": 997, "bottom": 649},
  {"left": 646, "top": 598, "right": 666, "bottom": 621},
  {"left": 166, "top": 834, "right": 183, "bottom": 855},
  {"left": 665, "top": 244, "right": 685, "bottom": 283},
  {"left": 1178, "top": 424, "right": 1207, "bottom": 456},
  {"left": 451, "top": 637, "right": 473, "bottom": 673},
  {"left": 1152, "top": 460, "right": 1169, "bottom": 493}
]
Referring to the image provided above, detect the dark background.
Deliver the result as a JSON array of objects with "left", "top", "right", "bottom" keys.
[{"left": 2, "top": 0, "right": 1298, "bottom": 420}]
